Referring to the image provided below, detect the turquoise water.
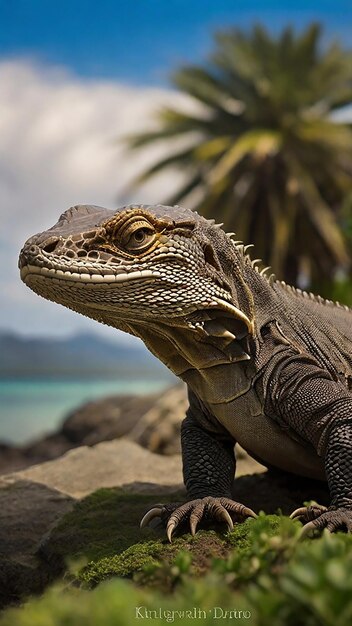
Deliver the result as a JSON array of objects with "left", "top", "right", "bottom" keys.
[{"left": 0, "top": 378, "right": 169, "bottom": 444}]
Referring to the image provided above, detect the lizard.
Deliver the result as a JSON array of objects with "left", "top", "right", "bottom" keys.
[{"left": 19, "top": 203, "right": 352, "bottom": 540}]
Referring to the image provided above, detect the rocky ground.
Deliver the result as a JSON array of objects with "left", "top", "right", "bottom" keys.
[
  {"left": 0, "top": 439, "right": 330, "bottom": 609},
  {"left": 0, "top": 384, "right": 331, "bottom": 610}
]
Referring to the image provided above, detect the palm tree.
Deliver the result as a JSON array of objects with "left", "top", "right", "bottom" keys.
[{"left": 127, "top": 24, "right": 352, "bottom": 285}]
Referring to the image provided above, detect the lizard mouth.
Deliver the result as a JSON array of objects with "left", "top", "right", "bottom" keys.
[
  {"left": 20, "top": 265, "right": 254, "bottom": 336},
  {"left": 20, "top": 264, "right": 157, "bottom": 284},
  {"left": 188, "top": 300, "right": 254, "bottom": 338},
  {"left": 210, "top": 298, "right": 254, "bottom": 336},
  {"left": 185, "top": 302, "right": 253, "bottom": 363}
]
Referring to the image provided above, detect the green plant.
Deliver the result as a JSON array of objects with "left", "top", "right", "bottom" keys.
[
  {"left": 2, "top": 516, "right": 352, "bottom": 626},
  {"left": 128, "top": 24, "right": 352, "bottom": 285}
]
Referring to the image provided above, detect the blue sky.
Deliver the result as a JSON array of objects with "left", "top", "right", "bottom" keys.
[
  {"left": 1, "top": 0, "right": 352, "bottom": 85},
  {"left": 1, "top": 0, "right": 352, "bottom": 339}
]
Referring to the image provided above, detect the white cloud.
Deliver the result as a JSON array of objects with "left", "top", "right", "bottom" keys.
[{"left": 0, "top": 58, "right": 189, "bottom": 340}]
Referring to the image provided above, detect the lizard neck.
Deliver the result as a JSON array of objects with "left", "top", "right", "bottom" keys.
[
  {"left": 124, "top": 318, "right": 257, "bottom": 405},
  {"left": 125, "top": 319, "right": 244, "bottom": 375}
]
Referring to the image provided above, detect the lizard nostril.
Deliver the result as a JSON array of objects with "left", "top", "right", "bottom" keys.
[{"left": 43, "top": 239, "right": 60, "bottom": 254}]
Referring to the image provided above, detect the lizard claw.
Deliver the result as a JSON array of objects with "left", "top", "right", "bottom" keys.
[
  {"left": 189, "top": 502, "right": 205, "bottom": 536},
  {"left": 290, "top": 504, "right": 328, "bottom": 522},
  {"left": 291, "top": 505, "right": 352, "bottom": 537},
  {"left": 140, "top": 496, "right": 257, "bottom": 542},
  {"left": 140, "top": 506, "right": 164, "bottom": 529},
  {"left": 215, "top": 506, "right": 234, "bottom": 532},
  {"left": 166, "top": 520, "right": 177, "bottom": 543}
]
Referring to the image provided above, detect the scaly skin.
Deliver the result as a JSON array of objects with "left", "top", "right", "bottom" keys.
[{"left": 19, "top": 204, "right": 352, "bottom": 539}]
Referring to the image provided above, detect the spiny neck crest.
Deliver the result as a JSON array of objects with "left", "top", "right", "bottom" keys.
[
  {"left": 224, "top": 231, "right": 275, "bottom": 284},
  {"left": 225, "top": 230, "right": 352, "bottom": 313},
  {"left": 277, "top": 281, "right": 352, "bottom": 313}
]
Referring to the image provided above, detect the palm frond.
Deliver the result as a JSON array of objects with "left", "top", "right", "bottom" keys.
[
  {"left": 208, "top": 129, "right": 282, "bottom": 186},
  {"left": 287, "top": 155, "right": 349, "bottom": 265},
  {"left": 131, "top": 146, "right": 198, "bottom": 185},
  {"left": 125, "top": 23, "right": 352, "bottom": 284}
]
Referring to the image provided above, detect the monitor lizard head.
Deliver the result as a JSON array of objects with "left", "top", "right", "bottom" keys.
[{"left": 19, "top": 204, "right": 256, "bottom": 363}]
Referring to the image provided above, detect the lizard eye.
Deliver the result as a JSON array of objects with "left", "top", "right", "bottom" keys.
[
  {"left": 127, "top": 227, "right": 155, "bottom": 250},
  {"left": 119, "top": 219, "right": 156, "bottom": 253}
]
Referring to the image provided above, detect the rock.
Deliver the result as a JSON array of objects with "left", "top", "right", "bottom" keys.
[
  {"left": 0, "top": 439, "right": 184, "bottom": 607},
  {"left": 0, "top": 443, "right": 31, "bottom": 475},
  {"left": 0, "top": 433, "right": 265, "bottom": 608},
  {"left": 61, "top": 393, "right": 159, "bottom": 445},
  {"left": 4, "top": 440, "right": 183, "bottom": 499},
  {"left": 0, "top": 479, "right": 74, "bottom": 609},
  {"left": 125, "top": 385, "right": 188, "bottom": 454},
  {"left": 22, "top": 433, "right": 74, "bottom": 463},
  {"left": 0, "top": 386, "right": 186, "bottom": 475}
]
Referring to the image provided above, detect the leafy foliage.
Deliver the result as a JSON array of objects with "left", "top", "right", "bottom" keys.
[
  {"left": 128, "top": 24, "right": 352, "bottom": 284},
  {"left": 2, "top": 515, "right": 352, "bottom": 626}
]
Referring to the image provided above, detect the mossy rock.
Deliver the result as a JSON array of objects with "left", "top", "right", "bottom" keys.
[
  {"left": 40, "top": 487, "right": 233, "bottom": 587},
  {"left": 42, "top": 486, "right": 349, "bottom": 595},
  {"left": 41, "top": 488, "right": 170, "bottom": 564},
  {"left": 38, "top": 467, "right": 332, "bottom": 590}
]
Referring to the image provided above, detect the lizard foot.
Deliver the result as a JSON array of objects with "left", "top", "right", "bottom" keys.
[
  {"left": 140, "top": 496, "right": 257, "bottom": 542},
  {"left": 290, "top": 505, "right": 352, "bottom": 536}
]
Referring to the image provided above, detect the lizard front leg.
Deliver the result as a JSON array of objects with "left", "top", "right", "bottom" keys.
[{"left": 141, "top": 410, "right": 256, "bottom": 541}]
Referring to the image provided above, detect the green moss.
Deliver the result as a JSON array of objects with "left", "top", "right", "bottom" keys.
[
  {"left": 80, "top": 529, "right": 228, "bottom": 586},
  {"left": 80, "top": 540, "right": 163, "bottom": 584},
  {"left": 42, "top": 488, "right": 230, "bottom": 587},
  {"left": 227, "top": 513, "right": 295, "bottom": 551},
  {"left": 42, "top": 487, "right": 186, "bottom": 567},
  {"left": 43, "top": 488, "right": 303, "bottom": 589}
]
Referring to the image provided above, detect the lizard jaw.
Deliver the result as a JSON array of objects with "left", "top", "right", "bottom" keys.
[
  {"left": 211, "top": 297, "right": 254, "bottom": 336},
  {"left": 20, "top": 263, "right": 158, "bottom": 284},
  {"left": 187, "top": 299, "right": 254, "bottom": 338}
]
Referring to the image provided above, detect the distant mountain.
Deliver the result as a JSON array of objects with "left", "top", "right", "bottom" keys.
[{"left": 0, "top": 331, "right": 175, "bottom": 380}]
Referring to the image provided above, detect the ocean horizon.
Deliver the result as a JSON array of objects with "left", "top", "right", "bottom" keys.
[{"left": 0, "top": 377, "right": 170, "bottom": 445}]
